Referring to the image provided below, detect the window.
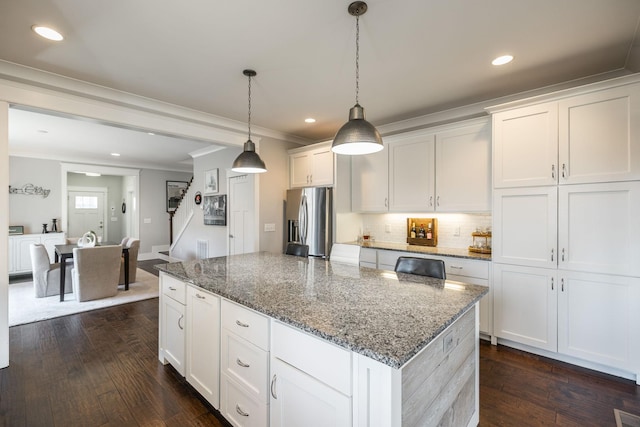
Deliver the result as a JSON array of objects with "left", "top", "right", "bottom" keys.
[{"left": 75, "top": 196, "right": 98, "bottom": 209}]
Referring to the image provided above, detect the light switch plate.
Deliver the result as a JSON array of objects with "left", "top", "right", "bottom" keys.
[
  {"left": 143, "top": 218, "right": 151, "bottom": 224},
  {"left": 264, "top": 223, "right": 276, "bottom": 232}
]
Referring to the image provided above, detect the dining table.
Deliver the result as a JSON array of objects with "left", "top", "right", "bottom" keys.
[{"left": 54, "top": 242, "right": 130, "bottom": 302}]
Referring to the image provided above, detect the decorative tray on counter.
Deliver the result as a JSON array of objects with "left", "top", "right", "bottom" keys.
[
  {"left": 468, "top": 232, "right": 492, "bottom": 254},
  {"left": 406, "top": 218, "right": 437, "bottom": 247}
]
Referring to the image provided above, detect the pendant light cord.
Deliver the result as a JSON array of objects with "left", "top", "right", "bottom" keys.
[
  {"left": 247, "top": 74, "right": 252, "bottom": 141},
  {"left": 355, "top": 14, "right": 360, "bottom": 105}
]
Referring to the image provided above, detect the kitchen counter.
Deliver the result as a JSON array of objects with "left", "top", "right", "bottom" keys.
[
  {"left": 357, "top": 240, "right": 492, "bottom": 261},
  {"left": 156, "top": 252, "right": 487, "bottom": 369}
]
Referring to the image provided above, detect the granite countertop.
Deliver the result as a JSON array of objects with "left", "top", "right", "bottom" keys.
[
  {"left": 156, "top": 252, "right": 488, "bottom": 369},
  {"left": 357, "top": 241, "right": 492, "bottom": 261}
]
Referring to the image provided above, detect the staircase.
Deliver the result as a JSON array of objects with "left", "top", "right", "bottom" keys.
[{"left": 169, "top": 177, "right": 195, "bottom": 251}]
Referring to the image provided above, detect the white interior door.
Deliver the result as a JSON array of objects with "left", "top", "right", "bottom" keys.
[
  {"left": 68, "top": 190, "right": 107, "bottom": 240},
  {"left": 228, "top": 174, "right": 255, "bottom": 255}
]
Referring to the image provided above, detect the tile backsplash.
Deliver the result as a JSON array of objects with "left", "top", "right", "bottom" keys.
[{"left": 360, "top": 213, "right": 491, "bottom": 249}]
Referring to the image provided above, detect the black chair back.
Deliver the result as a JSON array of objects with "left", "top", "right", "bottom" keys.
[
  {"left": 394, "top": 256, "right": 446, "bottom": 279},
  {"left": 286, "top": 243, "right": 309, "bottom": 258}
]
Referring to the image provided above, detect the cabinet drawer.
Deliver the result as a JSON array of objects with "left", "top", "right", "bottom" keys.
[
  {"left": 161, "top": 273, "right": 186, "bottom": 305},
  {"left": 444, "top": 257, "right": 489, "bottom": 279},
  {"left": 360, "top": 247, "right": 377, "bottom": 264},
  {"left": 272, "top": 321, "right": 351, "bottom": 396},
  {"left": 222, "top": 299, "right": 270, "bottom": 351},
  {"left": 221, "top": 329, "right": 269, "bottom": 403},
  {"left": 221, "top": 375, "right": 268, "bottom": 427},
  {"left": 377, "top": 250, "right": 412, "bottom": 270}
]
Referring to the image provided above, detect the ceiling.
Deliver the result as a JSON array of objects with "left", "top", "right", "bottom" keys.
[{"left": 2, "top": 0, "right": 640, "bottom": 171}]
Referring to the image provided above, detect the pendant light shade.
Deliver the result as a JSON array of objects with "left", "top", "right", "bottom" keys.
[
  {"left": 232, "top": 69, "right": 267, "bottom": 174},
  {"left": 331, "top": 1, "right": 383, "bottom": 156}
]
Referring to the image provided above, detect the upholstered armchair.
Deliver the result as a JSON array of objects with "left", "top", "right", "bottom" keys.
[
  {"left": 72, "top": 245, "right": 122, "bottom": 302},
  {"left": 30, "top": 243, "right": 73, "bottom": 298},
  {"left": 119, "top": 238, "right": 140, "bottom": 285}
]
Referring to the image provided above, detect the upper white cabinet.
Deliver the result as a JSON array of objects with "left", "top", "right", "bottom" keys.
[
  {"left": 493, "top": 81, "right": 640, "bottom": 188},
  {"left": 352, "top": 117, "right": 491, "bottom": 213},
  {"left": 351, "top": 143, "right": 389, "bottom": 212},
  {"left": 289, "top": 143, "right": 334, "bottom": 188}
]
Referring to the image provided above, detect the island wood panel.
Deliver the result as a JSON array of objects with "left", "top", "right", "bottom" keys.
[{"left": 401, "top": 306, "right": 476, "bottom": 427}]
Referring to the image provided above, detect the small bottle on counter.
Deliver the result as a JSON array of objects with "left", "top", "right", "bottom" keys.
[
  {"left": 418, "top": 224, "right": 426, "bottom": 238},
  {"left": 426, "top": 222, "right": 433, "bottom": 240},
  {"left": 410, "top": 223, "right": 417, "bottom": 238}
]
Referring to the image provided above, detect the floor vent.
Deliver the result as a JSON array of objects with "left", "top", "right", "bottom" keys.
[{"left": 196, "top": 240, "right": 209, "bottom": 259}]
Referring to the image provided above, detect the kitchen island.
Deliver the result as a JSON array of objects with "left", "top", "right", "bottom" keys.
[{"left": 157, "top": 252, "right": 488, "bottom": 427}]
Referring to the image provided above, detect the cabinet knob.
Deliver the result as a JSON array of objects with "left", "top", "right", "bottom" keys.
[
  {"left": 271, "top": 374, "right": 278, "bottom": 399},
  {"left": 562, "top": 163, "right": 567, "bottom": 179},
  {"left": 551, "top": 164, "right": 556, "bottom": 179},
  {"left": 236, "top": 358, "right": 250, "bottom": 368},
  {"left": 178, "top": 315, "right": 184, "bottom": 330},
  {"left": 235, "top": 319, "right": 250, "bottom": 328},
  {"left": 551, "top": 248, "right": 554, "bottom": 262},
  {"left": 196, "top": 294, "right": 205, "bottom": 299},
  {"left": 561, "top": 248, "right": 565, "bottom": 262},
  {"left": 429, "top": 196, "right": 433, "bottom": 207}
]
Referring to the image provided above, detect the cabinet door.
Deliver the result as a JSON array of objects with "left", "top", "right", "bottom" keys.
[
  {"left": 559, "top": 84, "right": 640, "bottom": 184},
  {"left": 492, "top": 187, "right": 558, "bottom": 268},
  {"left": 221, "top": 375, "right": 268, "bottom": 427},
  {"left": 388, "top": 134, "right": 435, "bottom": 211},
  {"left": 493, "top": 264, "right": 557, "bottom": 352},
  {"left": 558, "top": 182, "right": 640, "bottom": 276},
  {"left": 270, "top": 358, "right": 351, "bottom": 427},
  {"left": 186, "top": 286, "right": 220, "bottom": 408},
  {"left": 161, "top": 295, "right": 186, "bottom": 376},
  {"left": 493, "top": 102, "right": 558, "bottom": 188},
  {"left": 436, "top": 122, "right": 491, "bottom": 212},
  {"left": 558, "top": 270, "right": 640, "bottom": 372},
  {"left": 310, "top": 147, "right": 334, "bottom": 186},
  {"left": 15, "top": 236, "right": 42, "bottom": 273},
  {"left": 351, "top": 146, "right": 388, "bottom": 212},
  {"left": 290, "top": 152, "right": 311, "bottom": 188}
]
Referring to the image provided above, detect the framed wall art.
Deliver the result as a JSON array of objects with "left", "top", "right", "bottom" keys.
[
  {"left": 203, "top": 194, "right": 226, "bottom": 225},
  {"left": 204, "top": 169, "right": 219, "bottom": 194},
  {"left": 166, "top": 180, "right": 188, "bottom": 213}
]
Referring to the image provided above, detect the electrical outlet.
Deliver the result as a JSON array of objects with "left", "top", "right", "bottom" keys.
[
  {"left": 143, "top": 218, "right": 151, "bottom": 224},
  {"left": 264, "top": 223, "right": 276, "bottom": 232}
]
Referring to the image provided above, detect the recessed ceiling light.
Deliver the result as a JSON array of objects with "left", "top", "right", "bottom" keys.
[
  {"left": 111, "top": 153, "right": 121, "bottom": 157},
  {"left": 304, "top": 118, "right": 316, "bottom": 124},
  {"left": 492, "top": 55, "right": 514, "bottom": 66},
  {"left": 32, "top": 25, "right": 64, "bottom": 41}
]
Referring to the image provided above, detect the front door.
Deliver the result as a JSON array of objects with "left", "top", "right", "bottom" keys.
[
  {"left": 228, "top": 174, "right": 255, "bottom": 255},
  {"left": 68, "top": 190, "right": 106, "bottom": 241}
]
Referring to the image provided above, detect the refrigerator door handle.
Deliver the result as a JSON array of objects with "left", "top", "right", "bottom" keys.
[{"left": 300, "top": 194, "right": 309, "bottom": 245}]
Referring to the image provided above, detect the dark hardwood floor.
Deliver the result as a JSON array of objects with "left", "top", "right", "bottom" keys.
[{"left": 1, "top": 299, "right": 638, "bottom": 426}]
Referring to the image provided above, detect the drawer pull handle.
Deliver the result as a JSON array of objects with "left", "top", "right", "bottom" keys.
[
  {"left": 235, "top": 320, "right": 250, "bottom": 328},
  {"left": 196, "top": 294, "right": 205, "bottom": 299},
  {"left": 236, "top": 358, "right": 250, "bottom": 368},
  {"left": 178, "top": 315, "right": 184, "bottom": 330},
  {"left": 450, "top": 265, "right": 463, "bottom": 270},
  {"left": 236, "top": 404, "right": 249, "bottom": 417},
  {"left": 271, "top": 374, "right": 278, "bottom": 399},
  {"left": 169, "top": 286, "right": 177, "bottom": 291}
]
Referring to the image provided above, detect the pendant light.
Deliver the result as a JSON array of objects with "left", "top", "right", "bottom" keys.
[
  {"left": 232, "top": 69, "right": 267, "bottom": 173},
  {"left": 331, "top": 1, "right": 383, "bottom": 156}
]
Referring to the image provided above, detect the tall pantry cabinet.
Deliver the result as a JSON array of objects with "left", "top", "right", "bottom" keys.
[{"left": 490, "top": 75, "right": 640, "bottom": 383}]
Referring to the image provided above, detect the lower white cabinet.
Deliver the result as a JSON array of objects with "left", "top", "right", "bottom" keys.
[
  {"left": 159, "top": 273, "right": 186, "bottom": 376},
  {"left": 221, "top": 375, "right": 268, "bottom": 427},
  {"left": 9, "top": 232, "right": 65, "bottom": 274},
  {"left": 494, "top": 263, "right": 640, "bottom": 378},
  {"left": 270, "top": 321, "right": 352, "bottom": 427},
  {"left": 270, "top": 358, "right": 351, "bottom": 427},
  {"left": 186, "top": 285, "right": 220, "bottom": 408}
]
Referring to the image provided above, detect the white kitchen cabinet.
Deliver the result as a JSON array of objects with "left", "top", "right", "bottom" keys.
[
  {"left": 494, "top": 182, "right": 640, "bottom": 276},
  {"left": 388, "top": 133, "right": 435, "bottom": 211},
  {"left": 351, "top": 144, "right": 389, "bottom": 212},
  {"left": 159, "top": 273, "right": 186, "bottom": 376},
  {"left": 492, "top": 82, "right": 640, "bottom": 188},
  {"left": 359, "top": 247, "right": 377, "bottom": 269},
  {"left": 270, "top": 321, "right": 352, "bottom": 427},
  {"left": 493, "top": 264, "right": 557, "bottom": 352},
  {"left": 9, "top": 232, "right": 65, "bottom": 274},
  {"left": 558, "top": 270, "right": 640, "bottom": 374},
  {"left": 186, "top": 285, "right": 220, "bottom": 408},
  {"left": 435, "top": 121, "right": 491, "bottom": 212},
  {"left": 220, "top": 299, "right": 270, "bottom": 427},
  {"left": 289, "top": 143, "right": 334, "bottom": 188}
]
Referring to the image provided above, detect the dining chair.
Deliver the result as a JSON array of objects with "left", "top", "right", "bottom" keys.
[
  {"left": 394, "top": 256, "right": 446, "bottom": 279},
  {"left": 30, "top": 243, "right": 73, "bottom": 297},
  {"left": 72, "top": 245, "right": 122, "bottom": 302},
  {"left": 119, "top": 238, "right": 140, "bottom": 284},
  {"left": 286, "top": 242, "right": 309, "bottom": 258},
  {"left": 329, "top": 243, "right": 361, "bottom": 265}
]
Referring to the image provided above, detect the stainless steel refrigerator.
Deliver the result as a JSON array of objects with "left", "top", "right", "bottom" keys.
[{"left": 286, "top": 187, "right": 333, "bottom": 258}]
